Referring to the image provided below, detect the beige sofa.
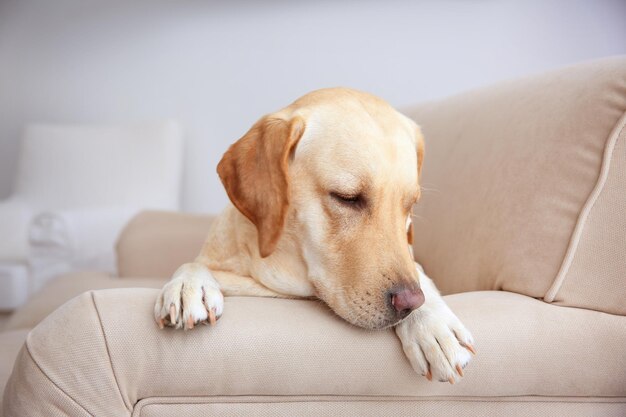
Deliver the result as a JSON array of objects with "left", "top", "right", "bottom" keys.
[{"left": 2, "top": 57, "right": 625, "bottom": 416}]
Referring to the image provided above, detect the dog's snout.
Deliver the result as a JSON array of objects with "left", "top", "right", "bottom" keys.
[{"left": 390, "top": 286, "right": 424, "bottom": 318}]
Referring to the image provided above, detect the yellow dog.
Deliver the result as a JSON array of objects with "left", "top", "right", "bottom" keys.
[{"left": 155, "top": 88, "right": 475, "bottom": 384}]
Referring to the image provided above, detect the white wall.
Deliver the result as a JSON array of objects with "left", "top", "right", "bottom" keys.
[{"left": 0, "top": 0, "right": 624, "bottom": 213}]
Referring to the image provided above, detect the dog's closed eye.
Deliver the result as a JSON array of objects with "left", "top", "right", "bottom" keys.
[{"left": 330, "top": 192, "right": 366, "bottom": 209}]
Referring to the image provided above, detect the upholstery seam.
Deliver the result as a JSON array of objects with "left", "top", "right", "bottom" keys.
[
  {"left": 23, "top": 341, "right": 92, "bottom": 416},
  {"left": 132, "top": 395, "right": 626, "bottom": 414},
  {"left": 91, "top": 290, "right": 132, "bottom": 412},
  {"left": 544, "top": 110, "right": 626, "bottom": 302}
]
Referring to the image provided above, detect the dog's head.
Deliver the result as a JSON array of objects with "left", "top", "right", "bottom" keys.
[{"left": 217, "top": 88, "right": 425, "bottom": 329}]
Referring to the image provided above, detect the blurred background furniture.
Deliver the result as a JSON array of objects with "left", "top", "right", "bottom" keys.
[
  {"left": 2, "top": 57, "right": 625, "bottom": 416},
  {"left": 1, "top": 1, "right": 624, "bottom": 216},
  {"left": 0, "top": 121, "right": 183, "bottom": 311}
]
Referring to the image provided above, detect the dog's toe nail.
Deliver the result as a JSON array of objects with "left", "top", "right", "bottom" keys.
[
  {"left": 187, "top": 316, "right": 194, "bottom": 329},
  {"left": 426, "top": 369, "right": 432, "bottom": 381},
  {"left": 448, "top": 377, "right": 455, "bottom": 385},
  {"left": 208, "top": 308, "right": 217, "bottom": 326},
  {"left": 455, "top": 364, "right": 464, "bottom": 377},
  {"left": 169, "top": 304, "right": 176, "bottom": 324}
]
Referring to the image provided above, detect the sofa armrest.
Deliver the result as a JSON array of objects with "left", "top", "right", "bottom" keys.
[
  {"left": 3, "top": 289, "right": 625, "bottom": 416},
  {"left": 116, "top": 211, "right": 214, "bottom": 279}
]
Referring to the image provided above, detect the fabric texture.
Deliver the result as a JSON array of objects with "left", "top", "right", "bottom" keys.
[
  {"left": 405, "top": 56, "right": 626, "bottom": 308},
  {"left": 0, "top": 329, "right": 28, "bottom": 408},
  {"left": 546, "top": 113, "right": 626, "bottom": 315},
  {"left": 3, "top": 289, "right": 626, "bottom": 416},
  {"left": 133, "top": 397, "right": 626, "bottom": 417},
  {"left": 2, "top": 347, "right": 93, "bottom": 417},
  {"left": 116, "top": 211, "right": 214, "bottom": 278},
  {"left": 4, "top": 292, "right": 128, "bottom": 416}
]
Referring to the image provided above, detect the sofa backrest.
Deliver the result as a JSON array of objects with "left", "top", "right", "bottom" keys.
[
  {"left": 116, "top": 210, "right": 214, "bottom": 278},
  {"left": 405, "top": 56, "right": 626, "bottom": 315}
]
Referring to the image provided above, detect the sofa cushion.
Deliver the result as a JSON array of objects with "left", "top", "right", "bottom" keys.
[
  {"left": 405, "top": 56, "right": 626, "bottom": 314},
  {"left": 116, "top": 211, "right": 214, "bottom": 279},
  {"left": 130, "top": 398, "right": 626, "bottom": 417},
  {"left": 4, "top": 272, "right": 166, "bottom": 331},
  {"left": 3, "top": 289, "right": 625, "bottom": 416}
]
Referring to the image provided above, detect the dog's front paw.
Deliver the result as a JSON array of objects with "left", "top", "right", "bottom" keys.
[
  {"left": 154, "top": 263, "right": 224, "bottom": 330},
  {"left": 395, "top": 303, "right": 475, "bottom": 384}
]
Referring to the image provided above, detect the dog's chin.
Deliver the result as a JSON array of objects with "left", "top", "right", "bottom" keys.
[
  {"left": 348, "top": 316, "right": 403, "bottom": 330},
  {"left": 331, "top": 306, "right": 403, "bottom": 330},
  {"left": 359, "top": 318, "right": 403, "bottom": 330}
]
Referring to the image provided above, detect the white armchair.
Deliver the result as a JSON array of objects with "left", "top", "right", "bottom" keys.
[{"left": 0, "top": 121, "right": 183, "bottom": 310}]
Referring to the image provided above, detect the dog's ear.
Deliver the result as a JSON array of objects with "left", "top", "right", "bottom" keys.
[
  {"left": 415, "top": 126, "right": 425, "bottom": 179},
  {"left": 217, "top": 115, "right": 305, "bottom": 258}
]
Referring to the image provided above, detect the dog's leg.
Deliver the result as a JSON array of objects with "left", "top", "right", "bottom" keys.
[
  {"left": 395, "top": 264, "right": 475, "bottom": 383},
  {"left": 154, "top": 262, "right": 225, "bottom": 330},
  {"left": 154, "top": 263, "right": 292, "bottom": 330},
  {"left": 212, "top": 270, "right": 293, "bottom": 298}
]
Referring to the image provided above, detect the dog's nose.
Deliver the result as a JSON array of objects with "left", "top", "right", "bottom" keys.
[{"left": 390, "top": 287, "right": 424, "bottom": 318}]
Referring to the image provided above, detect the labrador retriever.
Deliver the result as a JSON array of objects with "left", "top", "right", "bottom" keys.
[{"left": 154, "top": 88, "right": 475, "bottom": 383}]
